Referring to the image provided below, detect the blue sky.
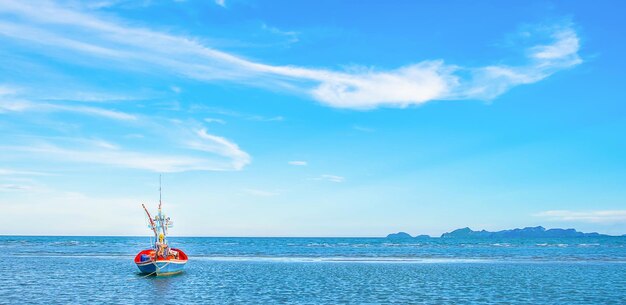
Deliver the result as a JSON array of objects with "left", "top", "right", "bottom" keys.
[{"left": 1, "top": 0, "right": 625, "bottom": 236}]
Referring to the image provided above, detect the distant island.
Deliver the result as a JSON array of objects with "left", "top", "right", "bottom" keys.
[
  {"left": 386, "top": 232, "right": 430, "bottom": 239},
  {"left": 386, "top": 226, "right": 612, "bottom": 239}
]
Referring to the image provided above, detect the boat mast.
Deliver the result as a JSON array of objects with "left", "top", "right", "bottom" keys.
[
  {"left": 158, "top": 174, "right": 167, "bottom": 241},
  {"left": 159, "top": 174, "right": 162, "bottom": 212}
]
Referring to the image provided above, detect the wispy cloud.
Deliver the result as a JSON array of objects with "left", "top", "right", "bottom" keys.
[
  {"left": 0, "top": 98, "right": 136, "bottom": 121},
  {"left": 313, "top": 174, "right": 345, "bottom": 183},
  {"left": 56, "top": 104, "right": 136, "bottom": 120},
  {"left": 41, "top": 91, "right": 147, "bottom": 104},
  {"left": 0, "top": 168, "right": 49, "bottom": 176},
  {"left": 170, "top": 86, "right": 181, "bottom": 93},
  {"left": 534, "top": 210, "right": 626, "bottom": 223},
  {"left": 214, "top": 0, "right": 226, "bottom": 8},
  {"left": 250, "top": 115, "right": 284, "bottom": 122},
  {"left": 192, "top": 106, "right": 283, "bottom": 122},
  {"left": 1, "top": 83, "right": 251, "bottom": 173},
  {"left": 450, "top": 26, "right": 582, "bottom": 101},
  {"left": 0, "top": 183, "right": 33, "bottom": 191},
  {"left": 261, "top": 23, "right": 299, "bottom": 44},
  {"left": 204, "top": 117, "right": 226, "bottom": 124},
  {"left": 288, "top": 161, "right": 307, "bottom": 166},
  {"left": 1, "top": 116, "right": 251, "bottom": 173},
  {"left": 243, "top": 188, "right": 279, "bottom": 197},
  {"left": 190, "top": 129, "right": 251, "bottom": 170},
  {"left": 4, "top": 140, "right": 243, "bottom": 173},
  {"left": 123, "top": 133, "right": 144, "bottom": 139},
  {"left": 0, "top": 2, "right": 582, "bottom": 110},
  {"left": 353, "top": 125, "right": 375, "bottom": 132},
  {"left": 0, "top": 85, "right": 18, "bottom": 96}
]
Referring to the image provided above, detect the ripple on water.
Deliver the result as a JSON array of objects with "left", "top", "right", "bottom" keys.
[{"left": 2, "top": 255, "right": 625, "bottom": 304}]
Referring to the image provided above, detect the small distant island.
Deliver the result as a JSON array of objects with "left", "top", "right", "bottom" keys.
[
  {"left": 386, "top": 226, "right": 613, "bottom": 239},
  {"left": 386, "top": 232, "right": 431, "bottom": 239}
]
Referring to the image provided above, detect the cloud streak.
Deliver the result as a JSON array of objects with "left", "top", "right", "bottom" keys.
[
  {"left": 191, "top": 129, "right": 251, "bottom": 170},
  {"left": 4, "top": 132, "right": 248, "bottom": 173},
  {"left": 313, "top": 174, "right": 345, "bottom": 183},
  {"left": 243, "top": 188, "right": 279, "bottom": 197},
  {"left": 0, "top": 96, "right": 136, "bottom": 121},
  {"left": 0, "top": 183, "right": 33, "bottom": 191},
  {"left": 214, "top": 0, "right": 226, "bottom": 8},
  {"left": 0, "top": 1, "right": 582, "bottom": 110},
  {"left": 288, "top": 161, "right": 307, "bottom": 166},
  {"left": 535, "top": 210, "right": 626, "bottom": 223},
  {"left": 0, "top": 168, "right": 50, "bottom": 176},
  {"left": 0, "top": 96, "right": 251, "bottom": 172}
]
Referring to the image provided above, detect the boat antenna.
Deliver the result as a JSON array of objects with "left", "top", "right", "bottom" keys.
[{"left": 158, "top": 174, "right": 162, "bottom": 212}]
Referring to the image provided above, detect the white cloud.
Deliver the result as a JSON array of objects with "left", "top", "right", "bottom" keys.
[
  {"left": 450, "top": 26, "right": 582, "bottom": 101},
  {"left": 0, "top": 2, "right": 582, "bottom": 110},
  {"left": 288, "top": 161, "right": 307, "bottom": 166},
  {"left": 215, "top": 0, "right": 226, "bottom": 8},
  {"left": 309, "top": 61, "right": 455, "bottom": 109},
  {"left": 534, "top": 210, "right": 626, "bottom": 223},
  {"left": 314, "top": 174, "right": 345, "bottom": 183},
  {"left": 531, "top": 28, "right": 580, "bottom": 60}
]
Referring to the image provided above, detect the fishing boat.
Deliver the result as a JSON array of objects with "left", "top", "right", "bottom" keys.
[{"left": 134, "top": 180, "right": 188, "bottom": 276}]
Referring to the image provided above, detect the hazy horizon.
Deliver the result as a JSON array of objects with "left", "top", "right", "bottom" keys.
[{"left": 2, "top": 224, "right": 625, "bottom": 238}]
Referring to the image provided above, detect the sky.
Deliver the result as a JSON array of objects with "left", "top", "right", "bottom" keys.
[{"left": 1, "top": 0, "right": 625, "bottom": 237}]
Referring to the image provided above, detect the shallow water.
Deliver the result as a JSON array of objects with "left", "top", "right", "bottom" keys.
[{"left": 1, "top": 236, "right": 625, "bottom": 304}]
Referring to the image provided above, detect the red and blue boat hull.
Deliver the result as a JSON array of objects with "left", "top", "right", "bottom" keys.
[{"left": 134, "top": 248, "right": 188, "bottom": 276}]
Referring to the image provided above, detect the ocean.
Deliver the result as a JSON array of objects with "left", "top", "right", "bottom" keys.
[{"left": 1, "top": 236, "right": 625, "bottom": 304}]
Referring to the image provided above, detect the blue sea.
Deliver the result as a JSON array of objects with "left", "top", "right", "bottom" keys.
[{"left": 1, "top": 236, "right": 625, "bottom": 304}]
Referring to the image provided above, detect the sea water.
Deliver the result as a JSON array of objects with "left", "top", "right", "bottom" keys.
[{"left": 1, "top": 236, "right": 625, "bottom": 304}]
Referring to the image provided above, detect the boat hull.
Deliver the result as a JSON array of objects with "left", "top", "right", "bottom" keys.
[
  {"left": 134, "top": 248, "right": 188, "bottom": 276},
  {"left": 136, "top": 259, "right": 186, "bottom": 276}
]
